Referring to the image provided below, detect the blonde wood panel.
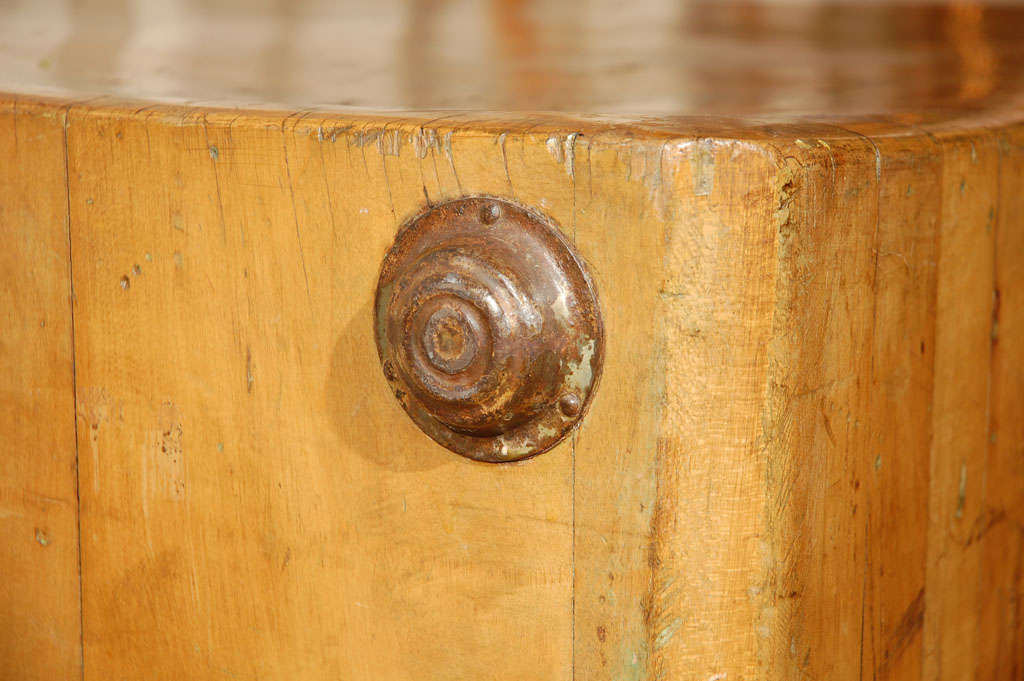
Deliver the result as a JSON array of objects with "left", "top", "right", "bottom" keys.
[
  {"left": 758, "top": 127, "right": 886, "bottom": 681},
  {"left": 573, "top": 137, "right": 781, "bottom": 680},
  {"left": 572, "top": 118, "right": 1022, "bottom": 681},
  {"left": 923, "top": 128, "right": 1000, "bottom": 681},
  {"left": 66, "top": 107, "right": 587, "bottom": 680},
  {"left": 838, "top": 122, "right": 940, "bottom": 681},
  {"left": 0, "top": 100, "right": 82, "bottom": 679},
  {"left": 976, "top": 123, "right": 1024, "bottom": 679},
  {"left": 569, "top": 133, "right": 675, "bottom": 680}
]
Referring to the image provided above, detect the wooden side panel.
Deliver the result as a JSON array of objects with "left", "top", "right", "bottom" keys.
[
  {"left": 848, "top": 128, "right": 940, "bottom": 681},
  {"left": 570, "top": 134, "right": 671, "bottom": 680},
  {"left": 757, "top": 124, "right": 943, "bottom": 681},
  {"left": 0, "top": 100, "right": 82, "bottom": 679},
  {"left": 572, "top": 122, "right": 1020, "bottom": 681},
  {"left": 640, "top": 140, "right": 780, "bottom": 680},
  {"left": 758, "top": 131, "right": 881, "bottom": 681},
  {"left": 922, "top": 130, "right": 1000, "bottom": 681},
  {"left": 573, "top": 136, "right": 781, "bottom": 680},
  {"left": 67, "top": 109, "right": 578, "bottom": 681},
  {"left": 976, "top": 123, "right": 1024, "bottom": 679}
]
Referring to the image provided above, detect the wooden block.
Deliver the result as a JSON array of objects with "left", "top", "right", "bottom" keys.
[{"left": 0, "top": 3, "right": 1022, "bottom": 679}]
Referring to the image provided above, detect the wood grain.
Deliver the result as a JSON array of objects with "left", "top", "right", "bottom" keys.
[
  {"left": 976, "top": 122, "right": 1024, "bottom": 680},
  {"left": 67, "top": 106, "right": 577, "bottom": 681},
  {"left": 0, "top": 99, "right": 82, "bottom": 680},
  {"left": 0, "top": 4, "right": 1021, "bottom": 674},
  {"left": 922, "top": 126, "right": 1000, "bottom": 681},
  {"left": 573, "top": 134, "right": 782, "bottom": 681},
  {"left": 39, "top": 100, "right": 1024, "bottom": 680}
]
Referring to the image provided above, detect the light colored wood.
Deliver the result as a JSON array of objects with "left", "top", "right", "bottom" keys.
[
  {"left": 573, "top": 135, "right": 781, "bottom": 680},
  {"left": 52, "top": 100, "right": 1023, "bottom": 680},
  {"left": 0, "top": 2, "right": 1021, "bottom": 679},
  {"left": 976, "top": 123, "right": 1024, "bottom": 679},
  {"left": 762, "top": 121, "right": 943, "bottom": 681},
  {"left": 67, "top": 106, "right": 577, "bottom": 681},
  {"left": 923, "top": 127, "right": 1000, "bottom": 681},
  {"left": 0, "top": 99, "right": 82, "bottom": 679}
]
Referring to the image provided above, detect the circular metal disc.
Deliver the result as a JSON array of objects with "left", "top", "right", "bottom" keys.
[{"left": 374, "top": 196, "right": 604, "bottom": 463}]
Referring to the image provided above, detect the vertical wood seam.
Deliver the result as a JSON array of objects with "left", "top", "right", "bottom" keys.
[
  {"left": 915, "top": 124, "right": 945, "bottom": 681},
  {"left": 571, "top": 431, "right": 576, "bottom": 681},
  {"left": 921, "top": 134, "right": 942, "bottom": 681},
  {"left": 830, "top": 124, "right": 884, "bottom": 680},
  {"left": 62, "top": 101, "right": 86, "bottom": 681},
  {"left": 570, "top": 132, "right": 578, "bottom": 681}
]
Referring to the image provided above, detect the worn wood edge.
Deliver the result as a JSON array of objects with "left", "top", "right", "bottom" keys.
[{"left": 6, "top": 89, "right": 1024, "bottom": 150}]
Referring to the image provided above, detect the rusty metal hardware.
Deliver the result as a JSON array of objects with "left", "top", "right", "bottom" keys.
[{"left": 374, "top": 197, "right": 604, "bottom": 463}]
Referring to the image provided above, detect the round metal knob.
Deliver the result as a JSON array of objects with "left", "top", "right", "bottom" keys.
[{"left": 374, "top": 197, "right": 604, "bottom": 463}]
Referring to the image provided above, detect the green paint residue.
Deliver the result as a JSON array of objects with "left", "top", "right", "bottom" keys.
[{"left": 566, "top": 338, "right": 596, "bottom": 392}]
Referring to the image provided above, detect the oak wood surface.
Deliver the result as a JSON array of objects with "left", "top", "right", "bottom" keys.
[
  {"left": 0, "top": 2, "right": 1021, "bottom": 680},
  {"left": 46, "top": 101, "right": 1021, "bottom": 681},
  {"left": 67, "top": 107, "right": 577, "bottom": 681},
  {"left": 0, "top": 100, "right": 82, "bottom": 680}
]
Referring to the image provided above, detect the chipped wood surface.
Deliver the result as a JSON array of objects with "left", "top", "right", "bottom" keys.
[{"left": 0, "top": 11, "right": 1022, "bottom": 676}]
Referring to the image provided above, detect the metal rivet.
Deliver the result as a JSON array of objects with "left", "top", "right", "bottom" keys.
[
  {"left": 558, "top": 393, "right": 582, "bottom": 417},
  {"left": 479, "top": 202, "right": 501, "bottom": 225}
]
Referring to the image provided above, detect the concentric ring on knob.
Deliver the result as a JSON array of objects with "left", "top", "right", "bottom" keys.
[
  {"left": 374, "top": 196, "right": 604, "bottom": 463},
  {"left": 405, "top": 292, "right": 493, "bottom": 402},
  {"left": 420, "top": 302, "right": 481, "bottom": 376}
]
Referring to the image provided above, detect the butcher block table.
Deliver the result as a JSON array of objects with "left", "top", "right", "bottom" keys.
[{"left": 1, "top": 1, "right": 1023, "bottom": 680}]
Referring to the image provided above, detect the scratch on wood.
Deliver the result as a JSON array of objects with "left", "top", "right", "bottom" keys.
[
  {"left": 955, "top": 462, "right": 967, "bottom": 518},
  {"left": 442, "top": 131, "right": 462, "bottom": 192},
  {"left": 653, "top": 616, "right": 682, "bottom": 650},
  {"left": 376, "top": 129, "right": 402, "bottom": 157},
  {"left": 546, "top": 133, "right": 581, "bottom": 179},
  {"left": 497, "top": 132, "right": 515, "bottom": 196},
  {"left": 281, "top": 136, "right": 314, "bottom": 304},
  {"left": 245, "top": 345, "right": 254, "bottom": 394},
  {"left": 413, "top": 128, "right": 438, "bottom": 159},
  {"left": 963, "top": 507, "right": 1007, "bottom": 547},
  {"left": 351, "top": 128, "right": 381, "bottom": 148},
  {"left": 201, "top": 119, "right": 228, "bottom": 244},
  {"left": 566, "top": 132, "right": 579, "bottom": 179},
  {"left": 546, "top": 135, "right": 564, "bottom": 163}
]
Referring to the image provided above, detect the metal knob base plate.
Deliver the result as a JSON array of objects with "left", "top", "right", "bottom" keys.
[{"left": 374, "top": 196, "right": 604, "bottom": 463}]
